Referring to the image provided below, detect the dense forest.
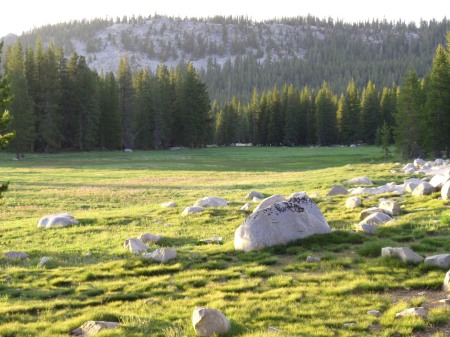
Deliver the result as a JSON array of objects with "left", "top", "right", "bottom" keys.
[{"left": 1, "top": 15, "right": 449, "bottom": 158}]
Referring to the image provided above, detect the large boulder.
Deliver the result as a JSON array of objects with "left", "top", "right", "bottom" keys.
[
  {"left": 252, "top": 194, "right": 286, "bottom": 213},
  {"left": 424, "top": 254, "right": 450, "bottom": 269},
  {"left": 411, "top": 182, "right": 435, "bottom": 197},
  {"left": 404, "top": 178, "right": 424, "bottom": 193},
  {"left": 71, "top": 321, "right": 120, "bottom": 336},
  {"left": 379, "top": 200, "right": 401, "bottom": 216},
  {"left": 37, "top": 213, "right": 79, "bottom": 228},
  {"left": 192, "top": 307, "right": 231, "bottom": 337},
  {"left": 381, "top": 247, "right": 424, "bottom": 264},
  {"left": 194, "top": 197, "right": 228, "bottom": 208},
  {"left": 442, "top": 181, "right": 450, "bottom": 201},
  {"left": 429, "top": 174, "right": 450, "bottom": 190},
  {"left": 326, "top": 184, "right": 349, "bottom": 197},
  {"left": 234, "top": 195, "right": 331, "bottom": 252},
  {"left": 346, "top": 176, "right": 373, "bottom": 185}
]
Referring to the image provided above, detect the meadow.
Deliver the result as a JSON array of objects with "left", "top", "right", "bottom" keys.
[{"left": 0, "top": 146, "right": 449, "bottom": 337}]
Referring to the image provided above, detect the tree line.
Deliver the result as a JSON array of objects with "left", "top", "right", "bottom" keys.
[{"left": 2, "top": 33, "right": 450, "bottom": 158}]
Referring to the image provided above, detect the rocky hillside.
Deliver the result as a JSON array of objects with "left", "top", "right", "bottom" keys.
[{"left": 3, "top": 15, "right": 450, "bottom": 101}]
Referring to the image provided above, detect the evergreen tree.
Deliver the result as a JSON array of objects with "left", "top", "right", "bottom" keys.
[
  {"left": 5, "top": 40, "right": 34, "bottom": 158},
  {"left": 215, "top": 100, "right": 238, "bottom": 145},
  {"left": 154, "top": 64, "right": 175, "bottom": 148},
  {"left": 98, "top": 72, "right": 122, "bottom": 149},
  {"left": 267, "top": 84, "right": 283, "bottom": 145},
  {"left": 283, "top": 84, "right": 301, "bottom": 146},
  {"left": 248, "top": 88, "right": 260, "bottom": 144},
  {"left": 424, "top": 44, "right": 450, "bottom": 157},
  {"left": 0, "top": 41, "right": 14, "bottom": 150},
  {"left": 315, "top": 82, "right": 337, "bottom": 146},
  {"left": 134, "top": 69, "right": 154, "bottom": 149},
  {"left": 300, "top": 86, "right": 315, "bottom": 145},
  {"left": 360, "top": 80, "right": 380, "bottom": 144},
  {"left": 118, "top": 56, "right": 135, "bottom": 149},
  {"left": 338, "top": 79, "right": 361, "bottom": 144},
  {"left": 395, "top": 69, "right": 426, "bottom": 158}
]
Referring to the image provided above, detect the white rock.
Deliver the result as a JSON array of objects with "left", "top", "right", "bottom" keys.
[
  {"left": 192, "top": 307, "right": 231, "bottom": 337},
  {"left": 379, "top": 200, "right": 400, "bottom": 216},
  {"left": 326, "top": 185, "right": 349, "bottom": 197},
  {"left": 235, "top": 195, "right": 331, "bottom": 252},
  {"left": 181, "top": 206, "right": 205, "bottom": 215},
  {"left": 381, "top": 247, "right": 424, "bottom": 264},
  {"left": 414, "top": 158, "right": 426, "bottom": 168},
  {"left": 306, "top": 256, "right": 321, "bottom": 262},
  {"left": 139, "top": 233, "right": 163, "bottom": 243},
  {"left": 124, "top": 238, "right": 149, "bottom": 255},
  {"left": 445, "top": 270, "right": 450, "bottom": 292},
  {"left": 360, "top": 207, "right": 385, "bottom": 220},
  {"left": 359, "top": 212, "right": 392, "bottom": 226},
  {"left": 395, "top": 307, "right": 427, "bottom": 319},
  {"left": 404, "top": 178, "right": 424, "bottom": 193},
  {"left": 355, "top": 223, "right": 378, "bottom": 234},
  {"left": 346, "top": 176, "right": 373, "bottom": 185},
  {"left": 412, "top": 182, "right": 435, "bottom": 197},
  {"left": 194, "top": 196, "right": 228, "bottom": 208},
  {"left": 346, "top": 196, "right": 361, "bottom": 209},
  {"left": 240, "top": 203, "right": 252, "bottom": 211},
  {"left": 161, "top": 201, "right": 176, "bottom": 208},
  {"left": 367, "top": 310, "right": 382, "bottom": 317},
  {"left": 37, "top": 213, "right": 79, "bottom": 228},
  {"left": 442, "top": 181, "right": 450, "bottom": 201},
  {"left": 124, "top": 148, "right": 133, "bottom": 153},
  {"left": 429, "top": 174, "right": 450, "bottom": 190},
  {"left": 199, "top": 237, "right": 223, "bottom": 244},
  {"left": 424, "top": 254, "right": 450, "bottom": 269},
  {"left": 252, "top": 194, "right": 286, "bottom": 213},
  {"left": 38, "top": 256, "right": 51, "bottom": 267},
  {"left": 245, "top": 191, "right": 264, "bottom": 200},
  {"left": 142, "top": 248, "right": 177, "bottom": 263},
  {"left": 71, "top": 321, "right": 120, "bottom": 336}
]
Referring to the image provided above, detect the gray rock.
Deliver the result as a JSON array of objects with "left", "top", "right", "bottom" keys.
[
  {"left": 326, "top": 184, "right": 349, "bottom": 196},
  {"left": 194, "top": 196, "right": 228, "bottom": 208},
  {"left": 412, "top": 182, "right": 435, "bottom": 197},
  {"left": 245, "top": 191, "right": 264, "bottom": 200},
  {"left": 367, "top": 310, "right": 382, "bottom": 317},
  {"left": 37, "top": 213, "right": 79, "bottom": 228},
  {"left": 444, "top": 271, "right": 450, "bottom": 292},
  {"left": 359, "top": 212, "right": 392, "bottom": 226},
  {"left": 439, "top": 298, "right": 450, "bottom": 304},
  {"left": 306, "top": 256, "right": 321, "bottom": 262},
  {"left": 359, "top": 207, "right": 386, "bottom": 220},
  {"left": 142, "top": 248, "right": 177, "bottom": 263},
  {"left": 404, "top": 178, "right": 424, "bottom": 193},
  {"left": 429, "top": 174, "right": 450, "bottom": 190},
  {"left": 442, "top": 181, "right": 450, "bottom": 201},
  {"left": 124, "top": 238, "right": 149, "bottom": 255},
  {"left": 161, "top": 201, "right": 176, "bottom": 208},
  {"left": 414, "top": 158, "right": 426, "bottom": 168},
  {"left": 181, "top": 206, "right": 205, "bottom": 215},
  {"left": 38, "top": 256, "right": 51, "bottom": 267},
  {"left": 235, "top": 195, "right": 331, "bottom": 252},
  {"left": 252, "top": 194, "right": 286, "bottom": 213},
  {"left": 124, "top": 148, "right": 133, "bottom": 153},
  {"left": 379, "top": 200, "right": 400, "bottom": 216},
  {"left": 395, "top": 307, "right": 427, "bottom": 319},
  {"left": 424, "top": 254, "right": 450, "bottom": 269},
  {"left": 240, "top": 203, "right": 252, "bottom": 211},
  {"left": 287, "top": 191, "right": 308, "bottom": 199},
  {"left": 71, "top": 321, "right": 120, "bottom": 336},
  {"left": 139, "top": 233, "right": 163, "bottom": 243},
  {"left": 192, "top": 307, "right": 231, "bottom": 337},
  {"left": 3, "top": 251, "right": 28, "bottom": 259},
  {"left": 355, "top": 223, "right": 378, "bottom": 234},
  {"left": 346, "top": 176, "right": 373, "bottom": 185},
  {"left": 200, "top": 237, "right": 223, "bottom": 244},
  {"left": 346, "top": 196, "right": 361, "bottom": 209},
  {"left": 268, "top": 326, "right": 282, "bottom": 332},
  {"left": 381, "top": 247, "right": 424, "bottom": 264}
]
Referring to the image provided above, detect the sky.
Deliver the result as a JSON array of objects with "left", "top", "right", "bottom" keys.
[{"left": 1, "top": 0, "right": 449, "bottom": 38}]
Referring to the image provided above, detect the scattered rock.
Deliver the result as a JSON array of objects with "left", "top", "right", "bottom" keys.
[
  {"left": 161, "top": 201, "right": 176, "bottom": 208},
  {"left": 123, "top": 238, "right": 149, "bottom": 255},
  {"left": 181, "top": 206, "right": 205, "bottom": 215},
  {"left": 3, "top": 251, "right": 28, "bottom": 259},
  {"left": 199, "top": 237, "right": 223, "bottom": 244},
  {"left": 245, "top": 191, "right": 264, "bottom": 200},
  {"left": 395, "top": 307, "right": 427, "bottom": 319},
  {"left": 429, "top": 174, "right": 450, "bottom": 190},
  {"left": 404, "top": 178, "right": 423, "bottom": 193},
  {"left": 424, "top": 254, "right": 450, "bottom": 269},
  {"left": 379, "top": 200, "right": 400, "bottom": 216},
  {"left": 240, "top": 203, "right": 252, "bottom": 211},
  {"left": 411, "top": 182, "right": 435, "bottom": 197},
  {"left": 5, "top": 275, "right": 12, "bottom": 281},
  {"left": 142, "top": 248, "right": 177, "bottom": 263},
  {"left": 444, "top": 271, "right": 450, "bottom": 292},
  {"left": 139, "top": 233, "right": 163, "bottom": 244},
  {"left": 235, "top": 194, "right": 331, "bottom": 252},
  {"left": 358, "top": 212, "right": 392, "bottom": 226},
  {"left": 268, "top": 326, "right": 282, "bottom": 332},
  {"left": 355, "top": 223, "right": 378, "bottom": 234},
  {"left": 439, "top": 299, "right": 450, "bottom": 304},
  {"left": 346, "top": 196, "right": 361, "bottom": 209},
  {"left": 252, "top": 194, "right": 286, "bottom": 213},
  {"left": 38, "top": 256, "right": 51, "bottom": 267},
  {"left": 360, "top": 207, "right": 386, "bottom": 220},
  {"left": 306, "top": 256, "right": 321, "bottom": 262},
  {"left": 194, "top": 196, "right": 228, "bottom": 208},
  {"left": 442, "top": 181, "right": 450, "bottom": 201},
  {"left": 192, "top": 307, "right": 231, "bottom": 337},
  {"left": 367, "top": 310, "right": 382, "bottom": 317},
  {"left": 381, "top": 247, "right": 424, "bottom": 264},
  {"left": 414, "top": 158, "right": 426, "bottom": 168},
  {"left": 37, "top": 213, "right": 79, "bottom": 228},
  {"left": 70, "top": 321, "right": 120, "bottom": 336},
  {"left": 326, "top": 184, "right": 349, "bottom": 196},
  {"left": 346, "top": 176, "right": 373, "bottom": 185}
]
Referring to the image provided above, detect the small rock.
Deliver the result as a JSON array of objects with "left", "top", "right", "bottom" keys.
[
  {"left": 439, "top": 299, "right": 450, "bottom": 304},
  {"left": 442, "top": 181, "right": 450, "bottom": 201},
  {"left": 359, "top": 207, "right": 386, "bottom": 220},
  {"left": 424, "top": 254, "right": 450, "bottom": 269},
  {"left": 413, "top": 158, "right": 426, "bottom": 168},
  {"left": 346, "top": 196, "right": 361, "bottom": 209},
  {"left": 194, "top": 196, "right": 228, "bottom": 208},
  {"left": 245, "top": 191, "right": 264, "bottom": 200},
  {"left": 252, "top": 194, "right": 286, "bottom": 213},
  {"left": 268, "top": 326, "right": 282, "bottom": 332},
  {"left": 3, "top": 251, "right": 28, "bottom": 260},
  {"left": 71, "top": 321, "right": 120, "bottom": 336},
  {"left": 37, "top": 213, "right": 79, "bottom": 228},
  {"left": 306, "top": 256, "right": 321, "bottom": 263},
  {"left": 444, "top": 270, "right": 450, "bottom": 292},
  {"left": 123, "top": 238, "right": 149, "bottom": 255},
  {"left": 161, "top": 201, "right": 176, "bottom": 208},
  {"left": 367, "top": 310, "right": 382, "bottom": 317},
  {"left": 181, "top": 206, "right": 205, "bottom": 215},
  {"left": 142, "top": 248, "right": 177, "bottom": 263},
  {"left": 412, "top": 182, "right": 435, "bottom": 197},
  {"left": 326, "top": 184, "right": 349, "bottom": 196},
  {"left": 381, "top": 247, "right": 424, "bottom": 264},
  {"left": 38, "top": 256, "right": 51, "bottom": 267},
  {"left": 355, "top": 223, "right": 378, "bottom": 234},
  {"left": 192, "top": 307, "right": 231, "bottom": 337},
  {"left": 379, "top": 200, "right": 400, "bottom": 216},
  {"left": 139, "top": 233, "right": 163, "bottom": 244},
  {"left": 144, "top": 298, "right": 157, "bottom": 304},
  {"left": 124, "top": 148, "right": 133, "bottom": 153},
  {"left": 240, "top": 203, "right": 252, "bottom": 211},
  {"left": 343, "top": 322, "right": 356, "bottom": 327},
  {"left": 395, "top": 307, "right": 427, "bottom": 319},
  {"left": 346, "top": 176, "right": 373, "bottom": 185},
  {"left": 199, "top": 237, "right": 223, "bottom": 244},
  {"left": 5, "top": 275, "right": 12, "bottom": 281}
]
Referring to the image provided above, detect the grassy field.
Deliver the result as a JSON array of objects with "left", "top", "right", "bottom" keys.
[{"left": 0, "top": 146, "right": 449, "bottom": 337}]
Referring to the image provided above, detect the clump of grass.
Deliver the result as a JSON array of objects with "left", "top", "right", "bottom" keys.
[
  {"left": 356, "top": 239, "right": 397, "bottom": 257},
  {"left": 441, "top": 211, "right": 450, "bottom": 225}
]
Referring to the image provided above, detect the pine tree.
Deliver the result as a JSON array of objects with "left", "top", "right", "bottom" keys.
[
  {"left": 315, "top": 82, "right": 337, "bottom": 146},
  {"left": 267, "top": 84, "right": 283, "bottom": 145},
  {"left": 0, "top": 41, "right": 14, "bottom": 150},
  {"left": 300, "top": 86, "right": 315, "bottom": 145},
  {"left": 338, "top": 79, "right": 361, "bottom": 144},
  {"left": 283, "top": 84, "right": 301, "bottom": 146},
  {"left": 360, "top": 80, "right": 380, "bottom": 144},
  {"left": 133, "top": 69, "right": 153, "bottom": 149},
  {"left": 118, "top": 56, "right": 135, "bottom": 149},
  {"left": 248, "top": 88, "right": 260, "bottom": 144},
  {"left": 5, "top": 39, "right": 34, "bottom": 158},
  {"left": 98, "top": 72, "right": 122, "bottom": 149}
]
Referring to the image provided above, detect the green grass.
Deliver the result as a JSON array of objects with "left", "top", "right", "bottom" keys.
[{"left": 0, "top": 146, "right": 449, "bottom": 336}]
